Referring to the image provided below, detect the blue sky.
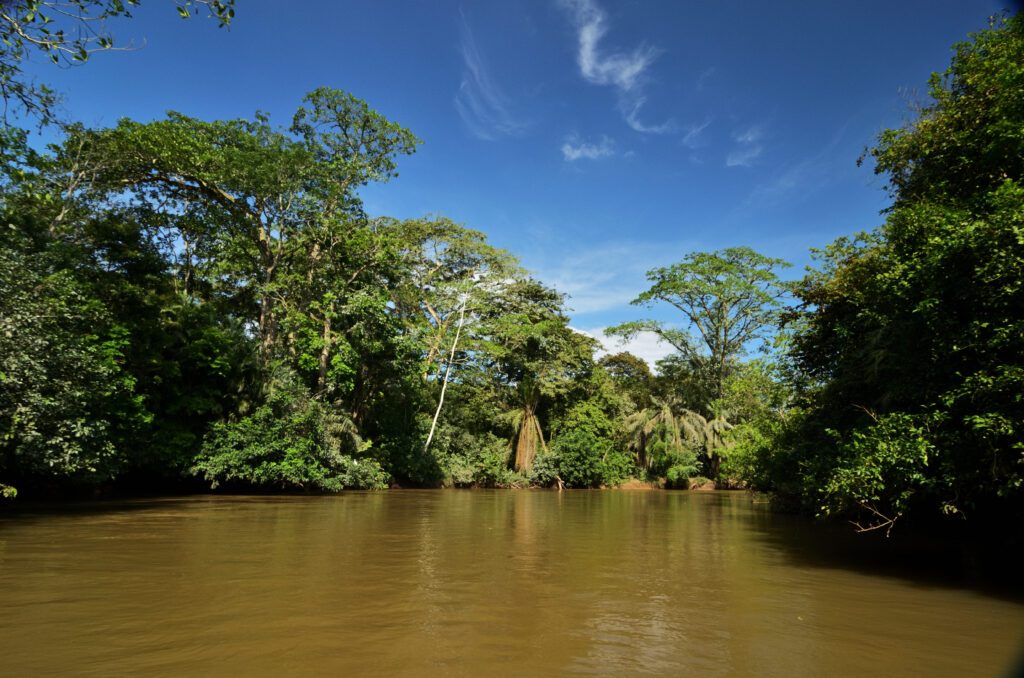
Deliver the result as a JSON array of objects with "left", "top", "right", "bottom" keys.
[{"left": 26, "top": 0, "right": 1006, "bottom": 363}]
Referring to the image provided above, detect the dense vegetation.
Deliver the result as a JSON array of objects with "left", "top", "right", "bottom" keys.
[
  {"left": 731, "top": 15, "right": 1024, "bottom": 533},
  {"left": 0, "top": 3, "right": 1020, "bottom": 534}
]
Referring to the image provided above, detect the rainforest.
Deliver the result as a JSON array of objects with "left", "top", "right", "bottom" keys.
[
  {"left": 0, "top": 5, "right": 1021, "bottom": 539},
  {"left": 2, "top": 3, "right": 1024, "bottom": 675}
]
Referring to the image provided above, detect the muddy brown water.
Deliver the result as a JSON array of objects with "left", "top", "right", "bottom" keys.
[{"left": 1, "top": 491, "right": 1022, "bottom": 676}]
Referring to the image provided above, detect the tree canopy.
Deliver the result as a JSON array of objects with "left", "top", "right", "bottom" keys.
[
  {"left": 608, "top": 246, "right": 790, "bottom": 406},
  {"left": 0, "top": 5, "right": 1020, "bottom": 541}
]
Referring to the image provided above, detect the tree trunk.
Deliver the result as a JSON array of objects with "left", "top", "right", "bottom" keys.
[
  {"left": 424, "top": 297, "right": 467, "bottom": 452},
  {"left": 514, "top": 408, "right": 545, "bottom": 472},
  {"left": 316, "top": 307, "right": 333, "bottom": 394},
  {"left": 256, "top": 226, "right": 277, "bottom": 358},
  {"left": 258, "top": 295, "right": 274, "bottom": 356}
]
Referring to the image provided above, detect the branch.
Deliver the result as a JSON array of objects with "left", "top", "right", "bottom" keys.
[{"left": 850, "top": 501, "right": 901, "bottom": 537}]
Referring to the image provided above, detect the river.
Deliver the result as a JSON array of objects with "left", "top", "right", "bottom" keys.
[{"left": 1, "top": 490, "right": 1021, "bottom": 676}]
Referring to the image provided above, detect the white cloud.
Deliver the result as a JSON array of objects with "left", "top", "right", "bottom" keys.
[
  {"left": 455, "top": 12, "right": 524, "bottom": 140},
  {"left": 726, "top": 124, "right": 764, "bottom": 167},
  {"left": 623, "top": 97, "right": 675, "bottom": 134},
  {"left": 560, "top": 0, "right": 672, "bottom": 134},
  {"left": 561, "top": 134, "right": 615, "bottom": 161},
  {"left": 574, "top": 326, "right": 676, "bottom": 370},
  {"left": 563, "top": 0, "right": 655, "bottom": 91},
  {"left": 725, "top": 145, "right": 762, "bottom": 167},
  {"left": 737, "top": 122, "right": 852, "bottom": 210},
  {"left": 735, "top": 126, "right": 762, "bottom": 144},
  {"left": 681, "top": 117, "right": 712, "bottom": 149},
  {"left": 526, "top": 240, "right": 695, "bottom": 315}
]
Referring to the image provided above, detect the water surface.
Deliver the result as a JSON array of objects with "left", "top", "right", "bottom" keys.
[{"left": 1, "top": 491, "right": 1022, "bottom": 676}]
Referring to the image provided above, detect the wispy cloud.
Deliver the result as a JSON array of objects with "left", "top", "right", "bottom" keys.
[
  {"left": 681, "top": 117, "right": 712, "bottom": 149},
  {"left": 696, "top": 67, "right": 716, "bottom": 92},
  {"left": 738, "top": 121, "right": 853, "bottom": 209},
  {"left": 623, "top": 97, "right": 674, "bottom": 134},
  {"left": 454, "top": 12, "right": 524, "bottom": 140},
  {"left": 561, "top": 0, "right": 672, "bottom": 134},
  {"left": 726, "top": 124, "right": 764, "bottom": 167},
  {"left": 526, "top": 239, "right": 696, "bottom": 315},
  {"left": 565, "top": 0, "right": 655, "bottom": 91},
  {"left": 561, "top": 134, "right": 615, "bottom": 161}
]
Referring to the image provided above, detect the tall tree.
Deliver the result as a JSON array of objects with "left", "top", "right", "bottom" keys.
[
  {"left": 387, "top": 216, "right": 518, "bottom": 382},
  {"left": 477, "top": 279, "right": 593, "bottom": 472},
  {"left": 778, "top": 15, "right": 1024, "bottom": 529},
  {"left": 599, "top": 352, "right": 654, "bottom": 411},
  {"left": 608, "top": 247, "right": 790, "bottom": 406},
  {"left": 68, "top": 89, "right": 418, "bottom": 360}
]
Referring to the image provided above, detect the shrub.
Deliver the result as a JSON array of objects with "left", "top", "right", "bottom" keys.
[
  {"left": 819, "top": 412, "right": 940, "bottom": 532},
  {"left": 193, "top": 376, "right": 387, "bottom": 491},
  {"left": 552, "top": 428, "right": 632, "bottom": 488}
]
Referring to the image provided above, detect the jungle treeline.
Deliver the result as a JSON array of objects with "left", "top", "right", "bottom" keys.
[{"left": 0, "top": 4, "right": 1020, "bottom": 534}]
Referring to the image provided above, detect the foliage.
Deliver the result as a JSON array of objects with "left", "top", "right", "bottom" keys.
[
  {"left": 758, "top": 15, "right": 1024, "bottom": 529},
  {"left": 599, "top": 352, "right": 654, "bottom": 410},
  {"left": 715, "top": 360, "right": 790, "bottom": 423},
  {"left": 5, "top": 7, "right": 1019, "bottom": 525},
  {"left": 678, "top": 409, "right": 733, "bottom": 478},
  {"left": 819, "top": 412, "right": 941, "bottom": 535},
  {"left": 622, "top": 397, "right": 732, "bottom": 482},
  {"left": 0, "top": 238, "right": 145, "bottom": 485},
  {"left": 608, "top": 247, "right": 790, "bottom": 406},
  {"left": 863, "top": 14, "right": 1024, "bottom": 208},
  {"left": 0, "top": 0, "right": 234, "bottom": 124},
  {"left": 476, "top": 279, "right": 595, "bottom": 471},
  {"left": 415, "top": 420, "right": 519, "bottom": 487},
  {"left": 552, "top": 429, "right": 630, "bottom": 488},
  {"left": 192, "top": 371, "right": 387, "bottom": 491},
  {"left": 721, "top": 410, "right": 795, "bottom": 492}
]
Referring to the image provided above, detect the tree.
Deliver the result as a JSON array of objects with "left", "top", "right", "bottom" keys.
[
  {"left": 0, "top": 147, "right": 259, "bottom": 492},
  {"left": 387, "top": 216, "right": 518, "bottom": 381},
  {"left": 0, "top": 237, "right": 146, "bottom": 485},
  {"left": 608, "top": 247, "right": 790, "bottom": 407},
  {"left": 382, "top": 216, "right": 518, "bottom": 452},
  {"left": 477, "top": 279, "right": 594, "bottom": 472},
  {"left": 72, "top": 89, "right": 419, "bottom": 362},
  {"left": 622, "top": 397, "right": 682, "bottom": 472},
  {"left": 191, "top": 368, "right": 388, "bottom": 492},
  {"left": 0, "top": 88, "right": 426, "bottom": 495},
  {"left": 862, "top": 14, "right": 1024, "bottom": 209},
  {"left": 0, "top": 0, "right": 235, "bottom": 124},
  {"left": 776, "top": 15, "right": 1024, "bottom": 529},
  {"left": 599, "top": 352, "right": 654, "bottom": 411}
]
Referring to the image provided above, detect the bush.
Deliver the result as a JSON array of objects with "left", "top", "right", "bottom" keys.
[
  {"left": 666, "top": 464, "right": 700, "bottom": 489},
  {"left": 645, "top": 435, "right": 700, "bottom": 485},
  {"left": 528, "top": 450, "right": 562, "bottom": 487},
  {"left": 819, "top": 412, "right": 939, "bottom": 530},
  {"left": 721, "top": 414, "right": 787, "bottom": 486},
  {"left": 419, "top": 422, "right": 523, "bottom": 487},
  {"left": 192, "top": 376, "right": 387, "bottom": 491},
  {"left": 552, "top": 428, "right": 632, "bottom": 488}
]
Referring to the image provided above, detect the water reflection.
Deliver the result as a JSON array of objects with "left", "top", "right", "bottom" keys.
[{"left": 1, "top": 491, "right": 1022, "bottom": 676}]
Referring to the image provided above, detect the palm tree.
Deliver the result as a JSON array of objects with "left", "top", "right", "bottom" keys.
[
  {"left": 503, "top": 379, "right": 546, "bottom": 472},
  {"left": 624, "top": 399, "right": 734, "bottom": 479},
  {"left": 678, "top": 409, "right": 733, "bottom": 477},
  {"left": 623, "top": 397, "right": 681, "bottom": 470}
]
